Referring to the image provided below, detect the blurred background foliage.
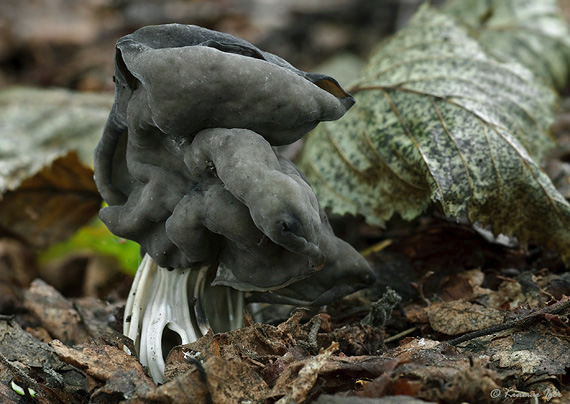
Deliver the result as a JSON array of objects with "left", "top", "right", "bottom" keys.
[
  {"left": 0, "top": 0, "right": 448, "bottom": 279},
  {"left": 0, "top": 0, "right": 453, "bottom": 92},
  {"left": 2, "top": 0, "right": 570, "bottom": 292}
]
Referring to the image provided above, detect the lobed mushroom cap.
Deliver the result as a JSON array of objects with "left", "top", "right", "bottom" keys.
[
  {"left": 94, "top": 24, "right": 373, "bottom": 304},
  {"left": 117, "top": 25, "right": 354, "bottom": 142},
  {"left": 95, "top": 24, "right": 354, "bottom": 206}
]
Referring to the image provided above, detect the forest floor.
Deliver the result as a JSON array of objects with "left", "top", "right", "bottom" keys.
[{"left": 2, "top": 1, "right": 570, "bottom": 403}]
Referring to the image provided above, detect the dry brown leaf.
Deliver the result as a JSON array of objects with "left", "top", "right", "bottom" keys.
[
  {"left": 132, "top": 355, "right": 268, "bottom": 404},
  {"left": 50, "top": 340, "right": 155, "bottom": 401},
  {"left": 489, "top": 327, "right": 570, "bottom": 381},
  {"left": 0, "top": 151, "right": 101, "bottom": 248},
  {"left": 378, "top": 338, "right": 502, "bottom": 402},
  {"left": 440, "top": 268, "right": 485, "bottom": 302},
  {"left": 23, "top": 279, "right": 90, "bottom": 344},
  {"left": 426, "top": 300, "right": 504, "bottom": 335},
  {"left": 275, "top": 342, "right": 338, "bottom": 404}
]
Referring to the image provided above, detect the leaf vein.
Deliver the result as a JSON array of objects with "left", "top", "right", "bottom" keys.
[{"left": 380, "top": 88, "right": 446, "bottom": 209}]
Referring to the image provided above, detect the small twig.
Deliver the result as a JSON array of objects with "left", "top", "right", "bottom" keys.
[
  {"left": 384, "top": 327, "right": 417, "bottom": 343},
  {"left": 245, "top": 357, "right": 266, "bottom": 368},
  {"left": 185, "top": 356, "right": 213, "bottom": 404},
  {"left": 414, "top": 271, "right": 434, "bottom": 307},
  {"left": 449, "top": 296, "right": 570, "bottom": 346}
]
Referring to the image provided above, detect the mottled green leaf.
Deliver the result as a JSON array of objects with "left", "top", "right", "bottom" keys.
[
  {"left": 444, "top": 0, "right": 570, "bottom": 90},
  {"left": 298, "top": 5, "right": 570, "bottom": 258}
]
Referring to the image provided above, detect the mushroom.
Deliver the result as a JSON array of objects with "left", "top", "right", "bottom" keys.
[{"left": 94, "top": 24, "right": 375, "bottom": 383}]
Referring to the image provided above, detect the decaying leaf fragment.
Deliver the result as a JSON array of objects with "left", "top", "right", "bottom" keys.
[
  {"left": 138, "top": 355, "right": 268, "bottom": 404},
  {"left": 298, "top": 5, "right": 570, "bottom": 259},
  {"left": 0, "top": 87, "right": 109, "bottom": 247},
  {"left": 0, "top": 152, "right": 101, "bottom": 248},
  {"left": 0, "top": 319, "right": 89, "bottom": 403},
  {"left": 274, "top": 342, "right": 338, "bottom": 404},
  {"left": 23, "top": 279, "right": 90, "bottom": 344},
  {"left": 50, "top": 340, "right": 155, "bottom": 400},
  {"left": 426, "top": 300, "right": 504, "bottom": 335}
]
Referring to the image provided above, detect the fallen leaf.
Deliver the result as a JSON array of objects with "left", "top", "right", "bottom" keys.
[
  {"left": 298, "top": 4, "right": 570, "bottom": 260},
  {"left": 134, "top": 355, "right": 268, "bottom": 404},
  {"left": 275, "top": 342, "right": 338, "bottom": 404},
  {"left": 315, "top": 395, "right": 435, "bottom": 404},
  {"left": 23, "top": 279, "right": 90, "bottom": 344},
  {"left": 430, "top": 363, "right": 501, "bottom": 403},
  {"left": 426, "top": 300, "right": 504, "bottom": 335},
  {"left": 389, "top": 338, "right": 502, "bottom": 401},
  {"left": 0, "top": 151, "right": 101, "bottom": 248},
  {"left": 0, "top": 87, "right": 111, "bottom": 248},
  {"left": 0, "top": 319, "right": 88, "bottom": 403},
  {"left": 50, "top": 340, "right": 155, "bottom": 401},
  {"left": 440, "top": 269, "right": 483, "bottom": 302},
  {"left": 490, "top": 328, "right": 570, "bottom": 379},
  {"left": 445, "top": 0, "right": 570, "bottom": 90}
]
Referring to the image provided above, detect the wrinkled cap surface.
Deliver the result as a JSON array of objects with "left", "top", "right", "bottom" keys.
[
  {"left": 94, "top": 24, "right": 373, "bottom": 304},
  {"left": 114, "top": 24, "right": 354, "bottom": 142}
]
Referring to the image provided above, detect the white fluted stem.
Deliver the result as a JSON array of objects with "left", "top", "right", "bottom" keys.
[{"left": 123, "top": 254, "right": 244, "bottom": 383}]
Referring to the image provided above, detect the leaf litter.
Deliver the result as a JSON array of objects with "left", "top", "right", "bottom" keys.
[
  {"left": 2, "top": 1, "right": 570, "bottom": 403},
  {"left": 2, "top": 217, "right": 570, "bottom": 403}
]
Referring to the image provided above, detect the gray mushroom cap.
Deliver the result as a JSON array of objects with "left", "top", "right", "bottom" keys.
[
  {"left": 94, "top": 24, "right": 373, "bottom": 305},
  {"left": 117, "top": 26, "right": 353, "bottom": 141}
]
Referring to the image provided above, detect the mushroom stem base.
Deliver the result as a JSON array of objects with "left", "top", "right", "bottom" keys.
[{"left": 123, "top": 254, "right": 244, "bottom": 383}]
